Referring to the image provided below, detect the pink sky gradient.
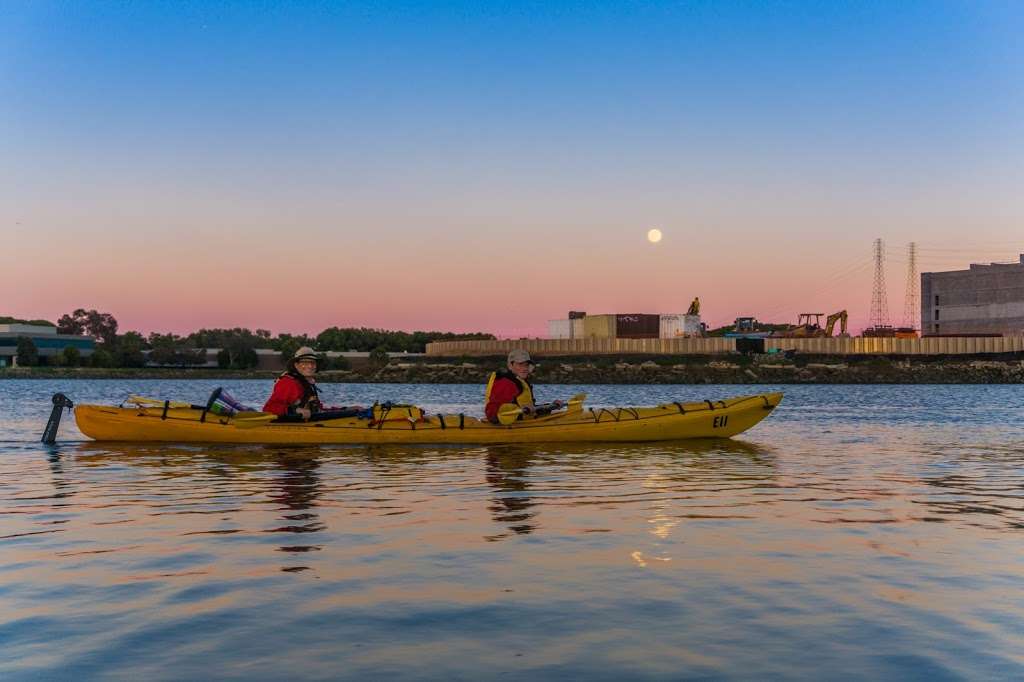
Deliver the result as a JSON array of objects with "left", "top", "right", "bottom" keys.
[{"left": 7, "top": 199, "right": 1024, "bottom": 338}]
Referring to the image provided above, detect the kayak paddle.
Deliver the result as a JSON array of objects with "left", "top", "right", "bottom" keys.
[{"left": 496, "top": 393, "right": 587, "bottom": 426}]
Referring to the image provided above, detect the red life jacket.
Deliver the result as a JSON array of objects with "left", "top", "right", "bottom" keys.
[{"left": 276, "top": 370, "right": 323, "bottom": 413}]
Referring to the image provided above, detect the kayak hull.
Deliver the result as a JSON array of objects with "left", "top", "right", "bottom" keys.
[{"left": 74, "top": 393, "right": 783, "bottom": 444}]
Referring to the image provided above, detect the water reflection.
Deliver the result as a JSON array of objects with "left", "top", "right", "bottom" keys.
[
  {"left": 484, "top": 446, "right": 539, "bottom": 541},
  {"left": 920, "top": 461, "right": 1024, "bottom": 530},
  {"left": 60, "top": 443, "right": 331, "bottom": 572},
  {"left": 44, "top": 445, "right": 77, "bottom": 504},
  {"left": 266, "top": 452, "right": 325, "bottom": 566}
]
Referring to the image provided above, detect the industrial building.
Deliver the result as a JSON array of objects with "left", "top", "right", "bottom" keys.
[
  {"left": 921, "top": 255, "right": 1024, "bottom": 336},
  {"left": 0, "top": 323, "right": 95, "bottom": 366}
]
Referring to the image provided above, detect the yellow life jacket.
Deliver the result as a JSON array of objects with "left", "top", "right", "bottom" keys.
[{"left": 484, "top": 369, "right": 535, "bottom": 409}]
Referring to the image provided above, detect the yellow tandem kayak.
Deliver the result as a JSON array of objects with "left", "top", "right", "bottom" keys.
[{"left": 74, "top": 392, "right": 783, "bottom": 444}]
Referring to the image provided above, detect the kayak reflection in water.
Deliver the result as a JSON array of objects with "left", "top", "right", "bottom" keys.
[
  {"left": 485, "top": 448, "right": 538, "bottom": 540},
  {"left": 263, "top": 346, "right": 361, "bottom": 421},
  {"left": 484, "top": 349, "right": 562, "bottom": 424}
]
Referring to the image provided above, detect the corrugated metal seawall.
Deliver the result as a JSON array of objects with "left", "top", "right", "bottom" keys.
[
  {"left": 426, "top": 337, "right": 1024, "bottom": 356},
  {"left": 427, "top": 338, "right": 736, "bottom": 356},
  {"left": 766, "top": 336, "right": 1024, "bottom": 355}
]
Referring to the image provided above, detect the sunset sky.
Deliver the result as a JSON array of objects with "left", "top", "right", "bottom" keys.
[{"left": 4, "top": 1, "right": 1024, "bottom": 337}]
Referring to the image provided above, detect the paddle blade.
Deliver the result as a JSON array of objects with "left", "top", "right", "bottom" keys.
[
  {"left": 496, "top": 403, "right": 523, "bottom": 426},
  {"left": 564, "top": 393, "right": 586, "bottom": 414}
]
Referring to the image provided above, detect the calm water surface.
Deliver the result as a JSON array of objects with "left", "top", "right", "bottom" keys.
[{"left": 2, "top": 379, "right": 1023, "bottom": 680}]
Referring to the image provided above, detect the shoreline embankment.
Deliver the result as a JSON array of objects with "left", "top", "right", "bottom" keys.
[{"left": 4, "top": 353, "right": 1024, "bottom": 384}]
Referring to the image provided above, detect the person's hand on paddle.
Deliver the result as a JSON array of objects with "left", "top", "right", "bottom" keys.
[{"left": 296, "top": 407, "right": 312, "bottom": 420}]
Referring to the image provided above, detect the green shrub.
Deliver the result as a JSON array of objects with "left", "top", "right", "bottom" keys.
[
  {"left": 15, "top": 336, "right": 38, "bottom": 366},
  {"left": 62, "top": 346, "right": 82, "bottom": 367},
  {"left": 368, "top": 348, "right": 390, "bottom": 371},
  {"left": 231, "top": 346, "right": 258, "bottom": 369},
  {"left": 90, "top": 348, "right": 114, "bottom": 368}
]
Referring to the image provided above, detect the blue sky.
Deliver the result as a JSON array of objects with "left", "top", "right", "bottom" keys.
[{"left": 3, "top": 1, "right": 1023, "bottom": 334}]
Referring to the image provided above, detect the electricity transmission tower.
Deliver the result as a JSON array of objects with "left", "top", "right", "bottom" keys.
[
  {"left": 902, "top": 242, "right": 918, "bottom": 329},
  {"left": 869, "top": 238, "right": 889, "bottom": 328}
]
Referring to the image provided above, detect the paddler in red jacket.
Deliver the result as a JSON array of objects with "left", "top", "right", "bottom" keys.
[
  {"left": 263, "top": 346, "right": 324, "bottom": 419},
  {"left": 484, "top": 349, "right": 561, "bottom": 423}
]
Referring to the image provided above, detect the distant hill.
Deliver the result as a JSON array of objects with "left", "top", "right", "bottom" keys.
[{"left": 0, "top": 317, "right": 56, "bottom": 327}]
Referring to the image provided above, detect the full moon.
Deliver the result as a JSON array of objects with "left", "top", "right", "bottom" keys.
[{"left": 647, "top": 228, "right": 662, "bottom": 243}]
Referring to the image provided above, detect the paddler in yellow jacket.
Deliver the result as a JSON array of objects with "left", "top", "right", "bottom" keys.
[{"left": 484, "top": 349, "right": 561, "bottom": 423}]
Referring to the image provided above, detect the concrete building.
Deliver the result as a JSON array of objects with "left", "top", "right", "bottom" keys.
[
  {"left": 0, "top": 324, "right": 96, "bottom": 367},
  {"left": 921, "top": 255, "right": 1024, "bottom": 335}
]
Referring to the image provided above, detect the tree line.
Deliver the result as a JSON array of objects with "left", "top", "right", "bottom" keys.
[{"left": 9, "top": 309, "right": 494, "bottom": 369}]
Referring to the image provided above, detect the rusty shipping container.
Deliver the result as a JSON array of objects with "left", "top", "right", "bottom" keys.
[
  {"left": 582, "top": 314, "right": 617, "bottom": 338},
  {"left": 616, "top": 313, "right": 660, "bottom": 339}
]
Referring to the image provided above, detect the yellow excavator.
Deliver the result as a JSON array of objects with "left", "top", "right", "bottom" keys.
[
  {"left": 825, "top": 310, "right": 848, "bottom": 337},
  {"left": 774, "top": 310, "right": 848, "bottom": 338},
  {"left": 686, "top": 297, "right": 700, "bottom": 316}
]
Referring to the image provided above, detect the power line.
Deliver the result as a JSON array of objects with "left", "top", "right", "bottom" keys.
[{"left": 755, "top": 252, "right": 873, "bottom": 322}]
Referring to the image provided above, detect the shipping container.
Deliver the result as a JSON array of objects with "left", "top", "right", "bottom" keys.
[
  {"left": 660, "top": 314, "right": 701, "bottom": 337},
  {"left": 568, "top": 311, "right": 587, "bottom": 320},
  {"left": 571, "top": 318, "right": 585, "bottom": 338},
  {"left": 548, "top": 319, "right": 573, "bottom": 339},
  {"left": 660, "top": 314, "right": 683, "bottom": 338},
  {"left": 616, "top": 313, "right": 660, "bottom": 339},
  {"left": 582, "top": 314, "right": 617, "bottom": 338}
]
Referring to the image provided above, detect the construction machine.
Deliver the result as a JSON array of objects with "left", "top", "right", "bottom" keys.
[
  {"left": 734, "top": 317, "right": 757, "bottom": 333},
  {"left": 686, "top": 297, "right": 700, "bottom": 316},
  {"left": 825, "top": 310, "right": 849, "bottom": 337},
  {"left": 773, "top": 311, "right": 851, "bottom": 338},
  {"left": 772, "top": 313, "right": 825, "bottom": 338},
  {"left": 725, "top": 317, "right": 772, "bottom": 338},
  {"left": 797, "top": 313, "right": 824, "bottom": 335}
]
